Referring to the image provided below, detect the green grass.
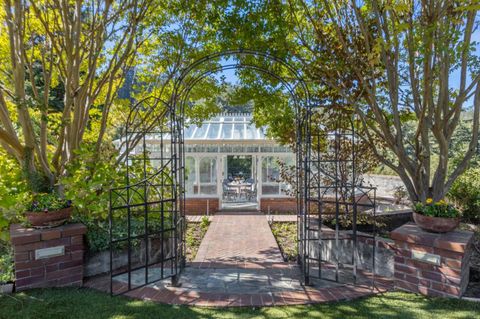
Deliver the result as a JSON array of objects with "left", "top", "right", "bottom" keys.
[{"left": 0, "top": 288, "right": 479, "bottom": 319}]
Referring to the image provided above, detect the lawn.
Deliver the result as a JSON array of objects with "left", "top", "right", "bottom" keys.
[{"left": 0, "top": 289, "right": 479, "bottom": 319}]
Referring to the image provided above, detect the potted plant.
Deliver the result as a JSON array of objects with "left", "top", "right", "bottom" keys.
[
  {"left": 0, "top": 247, "right": 14, "bottom": 294},
  {"left": 25, "top": 193, "right": 72, "bottom": 228},
  {"left": 413, "top": 199, "right": 461, "bottom": 233}
]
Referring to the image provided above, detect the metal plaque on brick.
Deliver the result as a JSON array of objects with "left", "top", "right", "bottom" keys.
[
  {"left": 412, "top": 250, "right": 441, "bottom": 265},
  {"left": 35, "top": 246, "right": 65, "bottom": 260}
]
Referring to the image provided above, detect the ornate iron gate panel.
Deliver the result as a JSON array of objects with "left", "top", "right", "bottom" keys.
[
  {"left": 109, "top": 98, "right": 183, "bottom": 295},
  {"left": 301, "top": 109, "right": 378, "bottom": 288}
]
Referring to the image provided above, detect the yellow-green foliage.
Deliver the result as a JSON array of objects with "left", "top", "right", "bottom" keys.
[
  {"left": 414, "top": 199, "right": 460, "bottom": 219},
  {"left": 61, "top": 145, "right": 124, "bottom": 222},
  {"left": 0, "top": 151, "right": 30, "bottom": 242}
]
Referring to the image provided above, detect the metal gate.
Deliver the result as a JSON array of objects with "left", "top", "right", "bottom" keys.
[
  {"left": 108, "top": 98, "right": 183, "bottom": 295},
  {"left": 300, "top": 109, "right": 377, "bottom": 287},
  {"left": 109, "top": 50, "right": 376, "bottom": 295}
]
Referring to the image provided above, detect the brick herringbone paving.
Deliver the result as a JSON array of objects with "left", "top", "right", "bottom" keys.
[
  {"left": 84, "top": 212, "right": 394, "bottom": 307},
  {"left": 194, "top": 212, "right": 283, "bottom": 263}
]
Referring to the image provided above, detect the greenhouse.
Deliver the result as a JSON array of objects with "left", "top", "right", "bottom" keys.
[
  {"left": 179, "top": 113, "right": 295, "bottom": 212},
  {"left": 123, "top": 113, "right": 296, "bottom": 213},
  {"left": 181, "top": 113, "right": 296, "bottom": 212}
]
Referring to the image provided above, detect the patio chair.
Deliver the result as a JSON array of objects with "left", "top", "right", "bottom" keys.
[
  {"left": 244, "top": 181, "right": 257, "bottom": 201},
  {"left": 223, "top": 180, "right": 237, "bottom": 201}
]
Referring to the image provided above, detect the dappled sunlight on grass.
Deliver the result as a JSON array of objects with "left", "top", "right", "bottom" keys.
[
  {"left": 125, "top": 300, "right": 155, "bottom": 308},
  {"left": 0, "top": 288, "right": 478, "bottom": 319}
]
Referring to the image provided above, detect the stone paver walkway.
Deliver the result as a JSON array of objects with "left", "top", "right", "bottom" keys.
[
  {"left": 194, "top": 212, "right": 283, "bottom": 263},
  {"left": 85, "top": 262, "right": 393, "bottom": 307}
]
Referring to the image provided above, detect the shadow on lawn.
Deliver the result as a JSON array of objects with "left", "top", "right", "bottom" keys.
[{"left": 0, "top": 288, "right": 479, "bottom": 319}]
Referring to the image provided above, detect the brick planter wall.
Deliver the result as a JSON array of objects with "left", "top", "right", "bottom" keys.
[
  {"left": 10, "top": 223, "right": 87, "bottom": 291},
  {"left": 259, "top": 198, "right": 332, "bottom": 214},
  {"left": 391, "top": 223, "right": 473, "bottom": 298},
  {"left": 260, "top": 197, "right": 296, "bottom": 213},
  {"left": 185, "top": 198, "right": 219, "bottom": 215}
]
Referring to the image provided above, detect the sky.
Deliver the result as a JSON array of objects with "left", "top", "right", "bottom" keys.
[{"left": 212, "top": 57, "right": 240, "bottom": 85}]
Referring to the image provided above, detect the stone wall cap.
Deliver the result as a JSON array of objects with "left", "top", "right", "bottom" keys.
[
  {"left": 10, "top": 223, "right": 87, "bottom": 244},
  {"left": 9, "top": 224, "right": 41, "bottom": 245},
  {"left": 391, "top": 222, "right": 473, "bottom": 253}
]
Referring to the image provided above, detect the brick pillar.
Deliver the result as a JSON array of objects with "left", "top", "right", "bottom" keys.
[
  {"left": 391, "top": 223, "right": 473, "bottom": 298},
  {"left": 10, "top": 223, "right": 87, "bottom": 291}
]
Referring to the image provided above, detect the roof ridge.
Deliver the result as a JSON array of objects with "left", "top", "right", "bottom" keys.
[{"left": 220, "top": 112, "right": 252, "bottom": 116}]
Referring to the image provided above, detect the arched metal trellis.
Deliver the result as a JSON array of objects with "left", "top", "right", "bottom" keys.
[{"left": 108, "top": 49, "right": 377, "bottom": 296}]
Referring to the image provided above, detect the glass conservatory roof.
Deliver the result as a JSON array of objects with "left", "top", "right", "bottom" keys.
[{"left": 184, "top": 113, "right": 267, "bottom": 141}]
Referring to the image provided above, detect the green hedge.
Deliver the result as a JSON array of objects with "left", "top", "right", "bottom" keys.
[{"left": 449, "top": 167, "right": 480, "bottom": 223}]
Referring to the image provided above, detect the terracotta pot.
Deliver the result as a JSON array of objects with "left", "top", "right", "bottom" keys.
[
  {"left": 413, "top": 212, "right": 460, "bottom": 233},
  {"left": 26, "top": 207, "right": 72, "bottom": 228}
]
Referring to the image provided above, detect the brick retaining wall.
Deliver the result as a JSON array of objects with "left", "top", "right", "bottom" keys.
[
  {"left": 260, "top": 197, "right": 296, "bottom": 213},
  {"left": 185, "top": 198, "right": 219, "bottom": 215},
  {"left": 391, "top": 223, "right": 473, "bottom": 298},
  {"left": 9, "top": 220, "right": 474, "bottom": 299},
  {"left": 10, "top": 223, "right": 87, "bottom": 291},
  {"left": 259, "top": 198, "right": 344, "bottom": 214}
]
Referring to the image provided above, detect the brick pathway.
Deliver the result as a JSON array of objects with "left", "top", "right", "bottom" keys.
[
  {"left": 84, "top": 211, "right": 394, "bottom": 307},
  {"left": 194, "top": 212, "right": 283, "bottom": 263}
]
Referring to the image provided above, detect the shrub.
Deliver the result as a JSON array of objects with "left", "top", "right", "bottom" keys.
[
  {"left": 0, "top": 151, "right": 30, "bottom": 242},
  {"left": 61, "top": 145, "right": 125, "bottom": 223},
  {"left": 200, "top": 215, "right": 210, "bottom": 230},
  {"left": 449, "top": 167, "right": 480, "bottom": 223},
  {"left": 270, "top": 222, "right": 297, "bottom": 262},
  {"left": 62, "top": 144, "right": 163, "bottom": 253},
  {"left": 79, "top": 217, "right": 168, "bottom": 253},
  {"left": 0, "top": 151, "right": 29, "bottom": 277},
  {"left": 0, "top": 244, "right": 13, "bottom": 284}
]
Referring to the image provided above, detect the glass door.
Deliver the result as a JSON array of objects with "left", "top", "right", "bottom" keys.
[
  {"left": 226, "top": 155, "right": 253, "bottom": 182},
  {"left": 222, "top": 155, "right": 258, "bottom": 210}
]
